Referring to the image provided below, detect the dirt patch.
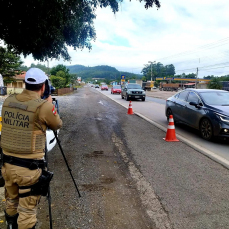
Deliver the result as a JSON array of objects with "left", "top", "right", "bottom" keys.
[
  {"left": 146, "top": 89, "right": 178, "bottom": 100},
  {"left": 100, "top": 177, "right": 116, "bottom": 184},
  {"left": 84, "top": 151, "right": 104, "bottom": 158}
]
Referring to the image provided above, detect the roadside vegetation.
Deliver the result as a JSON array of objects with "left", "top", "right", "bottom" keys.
[{"left": 0, "top": 48, "right": 229, "bottom": 90}]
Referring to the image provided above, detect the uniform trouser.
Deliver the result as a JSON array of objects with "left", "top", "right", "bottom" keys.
[{"left": 1, "top": 163, "right": 42, "bottom": 229}]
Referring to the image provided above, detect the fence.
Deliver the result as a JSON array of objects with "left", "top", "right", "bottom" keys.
[{"left": 56, "top": 87, "right": 73, "bottom": 95}]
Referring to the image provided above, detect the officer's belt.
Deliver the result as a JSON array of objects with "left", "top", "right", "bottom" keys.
[{"left": 2, "top": 154, "right": 47, "bottom": 170}]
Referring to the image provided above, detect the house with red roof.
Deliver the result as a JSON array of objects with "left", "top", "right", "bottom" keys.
[{"left": 5, "top": 72, "right": 26, "bottom": 94}]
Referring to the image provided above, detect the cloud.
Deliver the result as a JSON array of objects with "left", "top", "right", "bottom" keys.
[{"left": 21, "top": 0, "right": 229, "bottom": 77}]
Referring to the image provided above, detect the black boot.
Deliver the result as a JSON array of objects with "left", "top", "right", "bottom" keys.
[{"left": 4, "top": 211, "right": 19, "bottom": 229}]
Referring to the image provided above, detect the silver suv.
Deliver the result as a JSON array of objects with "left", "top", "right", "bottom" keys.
[{"left": 121, "top": 83, "right": 146, "bottom": 101}]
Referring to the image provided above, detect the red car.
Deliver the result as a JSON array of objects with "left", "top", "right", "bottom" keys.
[
  {"left": 111, "top": 85, "right": 121, "bottom": 94},
  {"left": 101, "top": 84, "right": 108, "bottom": 91}
]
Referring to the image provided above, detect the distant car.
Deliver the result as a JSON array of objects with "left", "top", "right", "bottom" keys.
[
  {"left": 50, "top": 85, "right": 56, "bottom": 93},
  {"left": 95, "top": 84, "right": 99, "bottom": 88},
  {"left": 165, "top": 89, "right": 229, "bottom": 140},
  {"left": 121, "top": 83, "right": 146, "bottom": 101},
  {"left": 111, "top": 85, "right": 121, "bottom": 94},
  {"left": 101, "top": 84, "right": 108, "bottom": 91}
]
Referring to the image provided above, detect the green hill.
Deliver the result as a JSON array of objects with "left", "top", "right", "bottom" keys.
[{"left": 66, "top": 65, "right": 143, "bottom": 81}]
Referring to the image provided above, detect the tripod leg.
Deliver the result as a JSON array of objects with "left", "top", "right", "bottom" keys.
[
  {"left": 45, "top": 145, "right": 53, "bottom": 229},
  {"left": 53, "top": 131, "right": 81, "bottom": 197},
  {"left": 47, "top": 186, "right": 53, "bottom": 229}
]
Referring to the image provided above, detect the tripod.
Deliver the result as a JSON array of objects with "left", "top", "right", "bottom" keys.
[
  {"left": 53, "top": 130, "right": 81, "bottom": 197},
  {"left": 46, "top": 130, "right": 81, "bottom": 229},
  {"left": 52, "top": 98, "right": 81, "bottom": 197}
]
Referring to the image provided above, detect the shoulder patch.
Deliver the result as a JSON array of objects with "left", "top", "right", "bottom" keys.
[{"left": 52, "top": 105, "right": 57, "bottom": 116}]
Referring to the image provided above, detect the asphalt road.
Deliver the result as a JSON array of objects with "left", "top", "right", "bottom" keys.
[
  {"left": 1, "top": 87, "right": 229, "bottom": 229},
  {"left": 98, "top": 88, "right": 229, "bottom": 165}
]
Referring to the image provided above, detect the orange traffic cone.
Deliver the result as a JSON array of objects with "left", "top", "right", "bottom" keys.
[
  {"left": 163, "top": 115, "right": 179, "bottom": 142},
  {"left": 127, "top": 101, "right": 134, "bottom": 115}
]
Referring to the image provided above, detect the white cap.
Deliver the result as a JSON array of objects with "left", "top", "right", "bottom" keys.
[{"left": 25, "top": 68, "right": 48, "bottom": 84}]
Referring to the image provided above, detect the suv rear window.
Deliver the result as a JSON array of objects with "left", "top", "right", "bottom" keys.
[{"left": 127, "top": 84, "right": 141, "bottom": 89}]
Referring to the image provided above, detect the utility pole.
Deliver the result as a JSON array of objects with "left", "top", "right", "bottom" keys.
[
  {"left": 195, "top": 67, "right": 198, "bottom": 89},
  {"left": 150, "top": 63, "right": 152, "bottom": 81},
  {"left": 148, "top": 61, "right": 154, "bottom": 81}
]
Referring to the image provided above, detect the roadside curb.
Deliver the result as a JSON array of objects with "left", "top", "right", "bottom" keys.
[{"left": 135, "top": 112, "right": 229, "bottom": 170}]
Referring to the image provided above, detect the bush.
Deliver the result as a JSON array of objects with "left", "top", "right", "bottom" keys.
[{"left": 50, "top": 75, "right": 66, "bottom": 89}]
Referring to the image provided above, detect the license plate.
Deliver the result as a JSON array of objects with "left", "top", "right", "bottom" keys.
[{"left": 135, "top": 96, "right": 140, "bottom": 98}]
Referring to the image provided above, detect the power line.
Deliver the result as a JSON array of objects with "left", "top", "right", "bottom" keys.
[
  {"left": 201, "top": 65, "right": 229, "bottom": 70},
  {"left": 157, "top": 37, "right": 229, "bottom": 62},
  {"left": 115, "top": 37, "right": 229, "bottom": 75}
]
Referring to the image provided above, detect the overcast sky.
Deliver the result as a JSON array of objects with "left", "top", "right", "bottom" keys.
[{"left": 21, "top": 0, "right": 229, "bottom": 78}]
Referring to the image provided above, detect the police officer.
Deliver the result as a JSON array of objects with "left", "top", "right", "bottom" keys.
[{"left": 1, "top": 68, "right": 62, "bottom": 229}]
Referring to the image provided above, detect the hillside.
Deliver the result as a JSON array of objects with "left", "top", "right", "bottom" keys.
[{"left": 66, "top": 65, "right": 143, "bottom": 80}]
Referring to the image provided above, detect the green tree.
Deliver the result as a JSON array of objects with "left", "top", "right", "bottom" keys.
[
  {"left": 104, "top": 79, "right": 111, "bottom": 85},
  {"left": 50, "top": 75, "right": 66, "bottom": 89},
  {"left": 207, "top": 77, "right": 222, "bottom": 89},
  {"left": 186, "top": 73, "right": 196, "bottom": 78},
  {"left": 141, "top": 61, "right": 167, "bottom": 80},
  {"left": 204, "top": 75, "right": 213, "bottom": 79},
  {"left": 0, "top": 46, "right": 23, "bottom": 84},
  {"left": 141, "top": 76, "right": 147, "bottom": 81},
  {"left": 51, "top": 64, "right": 71, "bottom": 87},
  {"left": 155, "top": 62, "right": 164, "bottom": 78},
  {"left": 154, "top": 81, "right": 159, "bottom": 87},
  {"left": 19, "top": 63, "right": 49, "bottom": 73},
  {"left": 19, "top": 65, "right": 29, "bottom": 72},
  {"left": 0, "top": 0, "right": 160, "bottom": 61},
  {"left": 164, "top": 64, "right": 175, "bottom": 76},
  {"left": 141, "top": 64, "right": 152, "bottom": 81},
  {"left": 30, "top": 63, "right": 49, "bottom": 74},
  {"left": 175, "top": 73, "right": 196, "bottom": 78},
  {"left": 69, "top": 73, "right": 78, "bottom": 86},
  {"left": 50, "top": 64, "right": 69, "bottom": 76},
  {"left": 56, "top": 70, "right": 70, "bottom": 87}
]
